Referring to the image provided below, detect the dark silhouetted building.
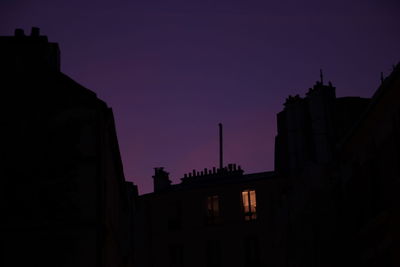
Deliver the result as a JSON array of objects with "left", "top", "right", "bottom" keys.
[
  {"left": 134, "top": 66, "right": 400, "bottom": 267},
  {"left": 336, "top": 65, "right": 400, "bottom": 266},
  {"left": 0, "top": 28, "right": 136, "bottom": 267},
  {"left": 2, "top": 27, "right": 399, "bottom": 267},
  {"left": 274, "top": 79, "right": 370, "bottom": 173},
  {"left": 135, "top": 166, "right": 288, "bottom": 267}
]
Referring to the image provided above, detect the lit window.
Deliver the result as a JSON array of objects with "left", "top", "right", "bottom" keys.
[
  {"left": 241, "top": 190, "right": 257, "bottom": 221},
  {"left": 206, "top": 195, "right": 220, "bottom": 224}
]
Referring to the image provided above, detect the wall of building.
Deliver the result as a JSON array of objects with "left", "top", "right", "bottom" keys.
[
  {"left": 337, "top": 64, "right": 400, "bottom": 267},
  {"left": 135, "top": 173, "right": 287, "bottom": 267},
  {"left": 134, "top": 64, "right": 400, "bottom": 267},
  {"left": 0, "top": 29, "right": 136, "bottom": 267}
]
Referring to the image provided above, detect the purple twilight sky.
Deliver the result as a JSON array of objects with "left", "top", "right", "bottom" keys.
[{"left": 1, "top": 0, "right": 399, "bottom": 194}]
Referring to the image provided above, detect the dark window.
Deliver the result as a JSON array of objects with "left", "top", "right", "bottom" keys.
[
  {"left": 241, "top": 190, "right": 257, "bottom": 221},
  {"left": 244, "top": 236, "right": 259, "bottom": 266},
  {"left": 206, "top": 240, "right": 222, "bottom": 267},
  {"left": 168, "top": 200, "right": 182, "bottom": 231},
  {"left": 206, "top": 195, "right": 221, "bottom": 225},
  {"left": 169, "top": 244, "right": 183, "bottom": 267}
]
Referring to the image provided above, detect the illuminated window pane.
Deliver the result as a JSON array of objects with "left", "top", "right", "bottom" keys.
[
  {"left": 250, "top": 190, "right": 256, "bottom": 213},
  {"left": 242, "top": 191, "right": 250, "bottom": 213},
  {"left": 241, "top": 190, "right": 257, "bottom": 221}
]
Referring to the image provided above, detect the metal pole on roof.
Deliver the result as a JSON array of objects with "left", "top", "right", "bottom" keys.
[{"left": 219, "top": 123, "right": 223, "bottom": 169}]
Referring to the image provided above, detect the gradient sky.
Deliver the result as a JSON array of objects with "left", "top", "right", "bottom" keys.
[{"left": 1, "top": 0, "right": 399, "bottom": 194}]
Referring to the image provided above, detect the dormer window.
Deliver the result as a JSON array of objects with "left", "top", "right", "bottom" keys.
[{"left": 241, "top": 190, "right": 257, "bottom": 221}]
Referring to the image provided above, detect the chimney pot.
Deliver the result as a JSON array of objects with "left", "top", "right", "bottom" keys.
[
  {"left": 31, "top": 27, "right": 40, "bottom": 37},
  {"left": 228, "top": 164, "right": 233, "bottom": 171},
  {"left": 15, "top": 29, "right": 25, "bottom": 37}
]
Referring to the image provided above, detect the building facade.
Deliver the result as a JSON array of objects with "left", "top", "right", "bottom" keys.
[
  {"left": 336, "top": 64, "right": 400, "bottom": 266},
  {"left": 0, "top": 28, "right": 136, "bottom": 267},
  {"left": 134, "top": 66, "right": 400, "bottom": 267},
  {"left": 135, "top": 167, "right": 287, "bottom": 267},
  {"left": 2, "top": 27, "right": 399, "bottom": 267}
]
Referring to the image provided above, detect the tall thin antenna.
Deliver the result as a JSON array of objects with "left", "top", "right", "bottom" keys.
[
  {"left": 219, "top": 123, "right": 223, "bottom": 169},
  {"left": 320, "top": 69, "right": 324, "bottom": 84}
]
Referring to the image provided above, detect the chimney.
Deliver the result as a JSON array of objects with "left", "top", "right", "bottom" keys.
[
  {"left": 31, "top": 27, "right": 40, "bottom": 37},
  {"left": 152, "top": 167, "right": 171, "bottom": 192},
  {"left": 14, "top": 29, "right": 25, "bottom": 37},
  {"left": 6, "top": 28, "right": 61, "bottom": 72}
]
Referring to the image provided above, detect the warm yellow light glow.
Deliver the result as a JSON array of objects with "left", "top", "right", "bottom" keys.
[
  {"left": 242, "top": 191, "right": 250, "bottom": 213},
  {"left": 242, "top": 189, "right": 257, "bottom": 221}
]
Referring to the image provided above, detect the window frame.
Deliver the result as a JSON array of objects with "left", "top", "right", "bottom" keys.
[
  {"left": 205, "top": 195, "right": 221, "bottom": 225},
  {"left": 241, "top": 189, "right": 257, "bottom": 221}
]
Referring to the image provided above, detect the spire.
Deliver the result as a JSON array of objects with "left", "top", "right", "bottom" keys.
[{"left": 380, "top": 72, "right": 384, "bottom": 84}]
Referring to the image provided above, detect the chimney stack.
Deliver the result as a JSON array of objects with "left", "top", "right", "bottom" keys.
[
  {"left": 152, "top": 167, "right": 171, "bottom": 192},
  {"left": 31, "top": 27, "right": 40, "bottom": 37},
  {"left": 14, "top": 29, "right": 25, "bottom": 37}
]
